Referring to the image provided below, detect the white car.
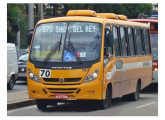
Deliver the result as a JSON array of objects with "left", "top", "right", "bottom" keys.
[{"left": 7, "top": 43, "right": 18, "bottom": 90}]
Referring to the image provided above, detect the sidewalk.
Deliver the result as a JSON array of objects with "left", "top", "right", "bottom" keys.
[{"left": 7, "top": 91, "right": 36, "bottom": 110}]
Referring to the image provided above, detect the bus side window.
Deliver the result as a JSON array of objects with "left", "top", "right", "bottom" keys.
[
  {"left": 105, "top": 25, "right": 113, "bottom": 58},
  {"left": 141, "top": 28, "right": 145, "bottom": 55},
  {"left": 113, "top": 26, "right": 121, "bottom": 57},
  {"left": 119, "top": 26, "right": 128, "bottom": 57},
  {"left": 143, "top": 29, "right": 151, "bottom": 55},
  {"left": 109, "top": 27, "right": 114, "bottom": 57},
  {"left": 134, "top": 28, "right": 144, "bottom": 56},
  {"left": 127, "top": 27, "right": 136, "bottom": 56}
]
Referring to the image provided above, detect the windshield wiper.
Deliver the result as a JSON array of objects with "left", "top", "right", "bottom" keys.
[
  {"left": 68, "top": 32, "right": 82, "bottom": 64},
  {"left": 43, "top": 33, "right": 62, "bottom": 65}
]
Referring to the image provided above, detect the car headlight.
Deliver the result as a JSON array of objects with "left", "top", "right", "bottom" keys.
[
  {"left": 154, "top": 68, "right": 158, "bottom": 71},
  {"left": 84, "top": 69, "right": 99, "bottom": 83},
  {"left": 28, "top": 69, "right": 40, "bottom": 83}
]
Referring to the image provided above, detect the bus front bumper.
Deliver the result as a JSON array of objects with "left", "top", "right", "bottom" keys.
[{"left": 28, "top": 79, "right": 103, "bottom": 100}]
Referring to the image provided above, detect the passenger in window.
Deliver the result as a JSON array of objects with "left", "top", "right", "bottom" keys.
[
  {"left": 104, "top": 48, "right": 111, "bottom": 59},
  {"left": 104, "top": 48, "right": 111, "bottom": 66}
]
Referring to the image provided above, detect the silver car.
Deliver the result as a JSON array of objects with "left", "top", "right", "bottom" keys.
[{"left": 17, "top": 53, "right": 28, "bottom": 81}]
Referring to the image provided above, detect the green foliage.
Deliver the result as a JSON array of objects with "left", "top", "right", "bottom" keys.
[
  {"left": 7, "top": 4, "right": 28, "bottom": 45},
  {"left": 57, "top": 3, "right": 152, "bottom": 18}
]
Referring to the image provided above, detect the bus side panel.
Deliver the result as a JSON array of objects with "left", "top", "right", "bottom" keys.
[
  {"left": 104, "top": 56, "right": 152, "bottom": 98},
  {"left": 140, "top": 75, "right": 152, "bottom": 90},
  {"left": 121, "top": 56, "right": 152, "bottom": 96}
]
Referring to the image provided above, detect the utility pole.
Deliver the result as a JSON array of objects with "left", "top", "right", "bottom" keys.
[
  {"left": 16, "top": 30, "right": 20, "bottom": 48},
  {"left": 28, "top": 3, "right": 34, "bottom": 31},
  {"left": 39, "top": 3, "right": 44, "bottom": 20}
]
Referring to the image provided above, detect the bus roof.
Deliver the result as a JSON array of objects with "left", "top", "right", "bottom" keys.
[
  {"left": 129, "top": 19, "right": 158, "bottom": 23},
  {"left": 38, "top": 16, "right": 149, "bottom": 29}
]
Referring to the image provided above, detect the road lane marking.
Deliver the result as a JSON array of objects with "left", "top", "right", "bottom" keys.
[{"left": 135, "top": 102, "right": 156, "bottom": 109}]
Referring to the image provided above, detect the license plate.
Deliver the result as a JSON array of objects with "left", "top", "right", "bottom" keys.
[{"left": 55, "top": 94, "right": 68, "bottom": 99}]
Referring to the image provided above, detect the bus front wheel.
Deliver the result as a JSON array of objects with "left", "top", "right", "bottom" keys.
[
  {"left": 98, "top": 87, "right": 111, "bottom": 109},
  {"left": 36, "top": 99, "right": 48, "bottom": 111}
]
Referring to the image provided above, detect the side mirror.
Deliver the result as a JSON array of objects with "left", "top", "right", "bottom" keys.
[
  {"left": 105, "top": 28, "right": 110, "bottom": 46},
  {"left": 104, "top": 47, "right": 109, "bottom": 57},
  {"left": 109, "top": 33, "right": 114, "bottom": 47},
  {"left": 27, "top": 29, "right": 34, "bottom": 45},
  {"left": 105, "top": 28, "right": 111, "bottom": 39},
  {"left": 105, "top": 28, "right": 114, "bottom": 47}
]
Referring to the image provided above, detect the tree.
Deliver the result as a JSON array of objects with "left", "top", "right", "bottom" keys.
[
  {"left": 7, "top": 4, "right": 27, "bottom": 44},
  {"left": 58, "top": 3, "right": 153, "bottom": 18}
]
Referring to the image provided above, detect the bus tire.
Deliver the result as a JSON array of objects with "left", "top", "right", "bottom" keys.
[
  {"left": 7, "top": 75, "right": 15, "bottom": 90},
  {"left": 36, "top": 99, "right": 48, "bottom": 111},
  {"left": 98, "top": 87, "right": 111, "bottom": 109},
  {"left": 123, "top": 81, "right": 141, "bottom": 101},
  {"left": 130, "top": 81, "right": 141, "bottom": 101}
]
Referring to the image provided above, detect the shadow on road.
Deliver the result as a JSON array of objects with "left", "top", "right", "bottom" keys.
[
  {"left": 43, "top": 102, "right": 99, "bottom": 112},
  {"left": 141, "top": 83, "right": 158, "bottom": 93},
  {"left": 38, "top": 98, "right": 137, "bottom": 113}
]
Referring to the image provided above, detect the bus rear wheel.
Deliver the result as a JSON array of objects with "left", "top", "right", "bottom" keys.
[
  {"left": 36, "top": 99, "right": 48, "bottom": 111},
  {"left": 122, "top": 81, "right": 140, "bottom": 101},
  {"left": 98, "top": 88, "right": 111, "bottom": 109},
  {"left": 130, "top": 82, "right": 141, "bottom": 101}
]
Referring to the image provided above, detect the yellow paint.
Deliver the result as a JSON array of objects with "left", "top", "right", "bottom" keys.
[{"left": 27, "top": 10, "right": 152, "bottom": 101}]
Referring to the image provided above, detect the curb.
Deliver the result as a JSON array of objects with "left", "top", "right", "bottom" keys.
[
  {"left": 7, "top": 91, "right": 36, "bottom": 110},
  {"left": 7, "top": 99, "right": 36, "bottom": 110}
]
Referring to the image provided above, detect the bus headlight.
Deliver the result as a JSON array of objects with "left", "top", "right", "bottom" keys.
[
  {"left": 28, "top": 69, "right": 41, "bottom": 83},
  {"left": 84, "top": 69, "right": 99, "bottom": 83}
]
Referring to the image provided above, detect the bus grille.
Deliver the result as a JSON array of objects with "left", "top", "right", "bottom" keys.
[
  {"left": 43, "top": 78, "right": 58, "bottom": 82},
  {"left": 43, "top": 78, "right": 81, "bottom": 83},
  {"left": 65, "top": 78, "right": 81, "bottom": 82},
  {"left": 46, "top": 88, "right": 78, "bottom": 95}
]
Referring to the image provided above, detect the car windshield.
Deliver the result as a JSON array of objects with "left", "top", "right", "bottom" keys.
[
  {"left": 18, "top": 53, "right": 29, "bottom": 61},
  {"left": 30, "top": 21, "right": 102, "bottom": 62},
  {"left": 150, "top": 33, "right": 158, "bottom": 61}
]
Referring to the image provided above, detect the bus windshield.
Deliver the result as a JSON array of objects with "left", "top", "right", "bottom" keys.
[
  {"left": 30, "top": 22, "right": 102, "bottom": 62},
  {"left": 150, "top": 33, "right": 158, "bottom": 61}
]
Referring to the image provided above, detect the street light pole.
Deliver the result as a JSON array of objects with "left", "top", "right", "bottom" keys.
[
  {"left": 39, "top": 3, "right": 44, "bottom": 20},
  {"left": 28, "top": 3, "right": 34, "bottom": 31}
]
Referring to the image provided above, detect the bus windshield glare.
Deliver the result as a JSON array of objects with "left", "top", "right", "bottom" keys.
[{"left": 30, "top": 22, "right": 102, "bottom": 62}]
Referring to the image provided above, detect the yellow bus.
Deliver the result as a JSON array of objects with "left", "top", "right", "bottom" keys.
[{"left": 27, "top": 10, "right": 152, "bottom": 110}]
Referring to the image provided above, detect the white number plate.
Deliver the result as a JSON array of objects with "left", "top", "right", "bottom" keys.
[{"left": 39, "top": 69, "right": 51, "bottom": 78}]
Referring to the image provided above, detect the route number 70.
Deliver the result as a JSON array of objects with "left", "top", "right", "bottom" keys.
[{"left": 39, "top": 69, "right": 51, "bottom": 78}]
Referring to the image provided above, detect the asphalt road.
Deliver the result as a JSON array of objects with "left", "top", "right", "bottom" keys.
[{"left": 7, "top": 85, "right": 158, "bottom": 116}]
